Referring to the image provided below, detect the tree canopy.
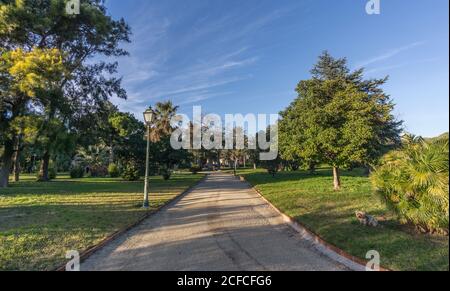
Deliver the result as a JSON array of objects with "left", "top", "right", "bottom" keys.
[
  {"left": 279, "top": 52, "right": 403, "bottom": 190},
  {"left": 0, "top": 0, "right": 131, "bottom": 186}
]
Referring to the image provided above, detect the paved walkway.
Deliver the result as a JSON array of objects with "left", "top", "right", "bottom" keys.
[{"left": 82, "top": 173, "right": 346, "bottom": 271}]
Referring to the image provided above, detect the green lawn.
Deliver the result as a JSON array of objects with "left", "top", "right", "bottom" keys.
[
  {"left": 236, "top": 168, "right": 449, "bottom": 271},
  {"left": 0, "top": 173, "right": 204, "bottom": 271}
]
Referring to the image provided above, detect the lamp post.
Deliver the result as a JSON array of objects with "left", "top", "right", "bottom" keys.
[{"left": 143, "top": 109, "right": 155, "bottom": 209}]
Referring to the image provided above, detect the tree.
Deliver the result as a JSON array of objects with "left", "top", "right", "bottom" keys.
[
  {"left": 35, "top": 118, "right": 76, "bottom": 181},
  {"left": 108, "top": 111, "right": 146, "bottom": 167},
  {"left": 371, "top": 135, "right": 449, "bottom": 235},
  {"left": 10, "top": 115, "right": 40, "bottom": 181},
  {"left": 147, "top": 101, "right": 180, "bottom": 142},
  {"left": 145, "top": 101, "right": 191, "bottom": 178},
  {"left": 0, "top": 47, "right": 66, "bottom": 186},
  {"left": 256, "top": 128, "right": 282, "bottom": 176},
  {"left": 261, "top": 156, "right": 282, "bottom": 177},
  {"left": 279, "top": 52, "right": 402, "bottom": 190},
  {"left": 0, "top": 0, "right": 131, "bottom": 184},
  {"left": 153, "top": 136, "right": 191, "bottom": 172},
  {"left": 247, "top": 148, "right": 259, "bottom": 170}
]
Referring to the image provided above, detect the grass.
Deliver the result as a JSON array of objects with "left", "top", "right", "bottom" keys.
[
  {"left": 0, "top": 173, "right": 204, "bottom": 271},
  {"left": 236, "top": 168, "right": 449, "bottom": 271}
]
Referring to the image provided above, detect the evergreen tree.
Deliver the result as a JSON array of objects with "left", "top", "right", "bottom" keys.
[{"left": 279, "top": 52, "right": 402, "bottom": 190}]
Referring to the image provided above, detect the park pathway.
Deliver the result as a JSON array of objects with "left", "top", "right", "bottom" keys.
[{"left": 82, "top": 173, "right": 346, "bottom": 271}]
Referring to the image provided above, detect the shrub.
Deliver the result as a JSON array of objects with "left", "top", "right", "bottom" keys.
[
  {"left": 371, "top": 136, "right": 449, "bottom": 235},
  {"left": 289, "top": 161, "right": 300, "bottom": 172},
  {"left": 70, "top": 166, "right": 84, "bottom": 179},
  {"left": 266, "top": 165, "right": 279, "bottom": 177},
  {"left": 149, "top": 164, "right": 159, "bottom": 176},
  {"left": 89, "top": 165, "right": 108, "bottom": 177},
  {"left": 108, "top": 163, "right": 120, "bottom": 178},
  {"left": 261, "top": 158, "right": 281, "bottom": 177},
  {"left": 160, "top": 167, "right": 172, "bottom": 181},
  {"left": 122, "top": 163, "right": 140, "bottom": 181}
]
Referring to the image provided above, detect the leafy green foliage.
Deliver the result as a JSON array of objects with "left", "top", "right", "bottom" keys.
[
  {"left": 261, "top": 156, "right": 281, "bottom": 177},
  {"left": 110, "top": 111, "right": 146, "bottom": 163},
  {"left": 75, "top": 145, "right": 109, "bottom": 175},
  {"left": 0, "top": 0, "right": 131, "bottom": 186},
  {"left": 0, "top": 47, "right": 67, "bottom": 186},
  {"left": 147, "top": 101, "right": 180, "bottom": 142},
  {"left": 160, "top": 167, "right": 172, "bottom": 181},
  {"left": 108, "top": 163, "right": 120, "bottom": 178},
  {"left": 371, "top": 135, "right": 449, "bottom": 235},
  {"left": 0, "top": 47, "right": 66, "bottom": 98},
  {"left": 88, "top": 165, "right": 108, "bottom": 178},
  {"left": 70, "top": 166, "right": 84, "bottom": 179},
  {"left": 145, "top": 102, "right": 192, "bottom": 172},
  {"left": 279, "top": 52, "right": 402, "bottom": 189},
  {"left": 121, "top": 162, "right": 140, "bottom": 181}
]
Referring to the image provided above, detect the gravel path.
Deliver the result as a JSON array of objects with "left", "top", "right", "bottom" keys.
[{"left": 82, "top": 173, "right": 346, "bottom": 271}]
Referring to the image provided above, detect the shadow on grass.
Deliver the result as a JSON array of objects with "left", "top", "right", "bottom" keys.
[
  {"left": 240, "top": 168, "right": 449, "bottom": 271},
  {"left": 241, "top": 168, "right": 369, "bottom": 186},
  {"left": 293, "top": 206, "right": 449, "bottom": 271},
  {"left": 0, "top": 174, "right": 203, "bottom": 197}
]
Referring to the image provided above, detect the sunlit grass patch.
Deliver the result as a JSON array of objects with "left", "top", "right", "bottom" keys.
[
  {"left": 0, "top": 173, "right": 204, "bottom": 271},
  {"left": 238, "top": 168, "right": 449, "bottom": 271}
]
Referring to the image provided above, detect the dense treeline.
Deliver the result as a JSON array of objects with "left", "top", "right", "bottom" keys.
[
  {"left": 0, "top": 1, "right": 194, "bottom": 186},
  {"left": 0, "top": 0, "right": 131, "bottom": 187}
]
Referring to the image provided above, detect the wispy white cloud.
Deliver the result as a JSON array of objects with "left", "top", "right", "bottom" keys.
[
  {"left": 177, "top": 91, "right": 234, "bottom": 106},
  {"left": 355, "top": 41, "right": 426, "bottom": 68},
  {"left": 364, "top": 57, "right": 440, "bottom": 75},
  {"left": 118, "top": 18, "right": 169, "bottom": 85},
  {"left": 124, "top": 70, "right": 159, "bottom": 83},
  {"left": 150, "top": 76, "right": 250, "bottom": 98},
  {"left": 112, "top": 1, "right": 297, "bottom": 117}
]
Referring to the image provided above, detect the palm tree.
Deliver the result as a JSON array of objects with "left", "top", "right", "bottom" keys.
[
  {"left": 148, "top": 101, "right": 179, "bottom": 142},
  {"left": 371, "top": 134, "right": 449, "bottom": 235}
]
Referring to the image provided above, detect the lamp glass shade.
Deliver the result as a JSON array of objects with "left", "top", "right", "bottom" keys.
[{"left": 143, "top": 109, "right": 154, "bottom": 124}]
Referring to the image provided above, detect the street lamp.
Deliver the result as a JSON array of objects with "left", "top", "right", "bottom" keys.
[{"left": 143, "top": 108, "right": 155, "bottom": 209}]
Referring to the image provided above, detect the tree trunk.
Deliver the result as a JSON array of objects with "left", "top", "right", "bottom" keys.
[
  {"left": 13, "top": 149, "right": 20, "bottom": 182},
  {"left": 333, "top": 166, "right": 341, "bottom": 191},
  {"left": 234, "top": 160, "right": 237, "bottom": 176},
  {"left": 29, "top": 155, "right": 36, "bottom": 173},
  {"left": 253, "top": 163, "right": 257, "bottom": 170},
  {"left": 363, "top": 165, "right": 371, "bottom": 176},
  {"left": 108, "top": 146, "right": 115, "bottom": 165},
  {"left": 217, "top": 152, "right": 221, "bottom": 170},
  {"left": 309, "top": 163, "right": 316, "bottom": 175},
  {"left": 38, "top": 151, "right": 50, "bottom": 182},
  {"left": 13, "top": 133, "right": 22, "bottom": 182},
  {"left": 0, "top": 141, "right": 14, "bottom": 188}
]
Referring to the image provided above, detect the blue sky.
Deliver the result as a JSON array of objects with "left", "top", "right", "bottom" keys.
[{"left": 105, "top": 0, "right": 449, "bottom": 137}]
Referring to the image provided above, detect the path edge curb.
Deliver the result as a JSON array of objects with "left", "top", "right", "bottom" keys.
[
  {"left": 55, "top": 174, "right": 208, "bottom": 272},
  {"left": 238, "top": 175, "right": 391, "bottom": 272}
]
